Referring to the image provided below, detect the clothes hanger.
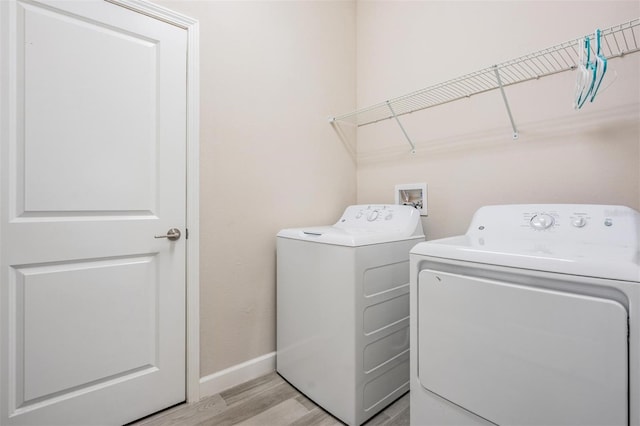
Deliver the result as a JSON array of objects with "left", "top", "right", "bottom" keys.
[
  {"left": 574, "top": 36, "right": 590, "bottom": 109},
  {"left": 574, "top": 36, "right": 596, "bottom": 109},
  {"left": 590, "top": 29, "right": 608, "bottom": 102}
]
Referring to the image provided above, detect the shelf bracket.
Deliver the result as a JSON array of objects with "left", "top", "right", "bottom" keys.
[
  {"left": 492, "top": 65, "right": 519, "bottom": 140},
  {"left": 386, "top": 101, "right": 416, "bottom": 153},
  {"left": 328, "top": 117, "right": 357, "bottom": 162}
]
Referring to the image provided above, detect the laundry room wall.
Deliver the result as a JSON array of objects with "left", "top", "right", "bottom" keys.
[
  {"left": 354, "top": 1, "right": 640, "bottom": 239},
  {"left": 150, "top": 0, "right": 357, "bottom": 380}
]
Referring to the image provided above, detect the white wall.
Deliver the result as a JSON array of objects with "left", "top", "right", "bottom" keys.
[
  {"left": 152, "top": 0, "right": 357, "bottom": 378},
  {"left": 355, "top": 1, "right": 640, "bottom": 239}
]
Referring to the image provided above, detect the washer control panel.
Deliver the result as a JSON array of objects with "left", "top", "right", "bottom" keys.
[
  {"left": 339, "top": 205, "right": 398, "bottom": 224},
  {"left": 334, "top": 204, "right": 422, "bottom": 236}
]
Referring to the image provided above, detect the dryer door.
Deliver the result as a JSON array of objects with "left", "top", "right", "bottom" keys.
[{"left": 417, "top": 269, "right": 628, "bottom": 426}]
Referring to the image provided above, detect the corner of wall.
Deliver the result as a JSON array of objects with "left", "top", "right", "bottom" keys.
[{"left": 199, "top": 352, "right": 276, "bottom": 399}]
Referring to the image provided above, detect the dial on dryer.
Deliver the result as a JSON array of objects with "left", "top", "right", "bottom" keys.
[{"left": 530, "top": 213, "right": 555, "bottom": 230}]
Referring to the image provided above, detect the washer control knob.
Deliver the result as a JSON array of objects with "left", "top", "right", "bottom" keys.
[
  {"left": 355, "top": 211, "right": 363, "bottom": 219},
  {"left": 367, "top": 210, "right": 379, "bottom": 222},
  {"left": 530, "top": 214, "right": 555, "bottom": 230},
  {"left": 571, "top": 217, "right": 587, "bottom": 228}
]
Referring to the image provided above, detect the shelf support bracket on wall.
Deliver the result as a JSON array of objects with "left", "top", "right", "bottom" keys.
[
  {"left": 493, "top": 65, "right": 519, "bottom": 140},
  {"left": 386, "top": 100, "right": 416, "bottom": 153},
  {"left": 329, "top": 118, "right": 357, "bottom": 163}
]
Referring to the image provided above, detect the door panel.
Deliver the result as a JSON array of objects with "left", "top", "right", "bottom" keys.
[
  {"left": 1, "top": 0, "right": 187, "bottom": 424},
  {"left": 22, "top": 1, "right": 158, "bottom": 213},
  {"left": 417, "top": 269, "right": 628, "bottom": 426},
  {"left": 17, "top": 256, "right": 156, "bottom": 403}
]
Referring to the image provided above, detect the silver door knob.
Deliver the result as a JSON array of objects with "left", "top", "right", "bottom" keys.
[{"left": 154, "top": 228, "right": 181, "bottom": 241}]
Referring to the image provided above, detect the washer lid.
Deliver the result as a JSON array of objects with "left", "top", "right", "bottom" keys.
[
  {"left": 277, "top": 204, "right": 424, "bottom": 247},
  {"left": 411, "top": 204, "right": 640, "bottom": 282}
]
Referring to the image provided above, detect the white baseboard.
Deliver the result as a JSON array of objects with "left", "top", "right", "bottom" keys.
[{"left": 199, "top": 351, "right": 276, "bottom": 399}]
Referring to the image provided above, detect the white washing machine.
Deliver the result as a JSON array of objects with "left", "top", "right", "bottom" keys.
[
  {"left": 410, "top": 204, "right": 640, "bottom": 426},
  {"left": 277, "top": 204, "right": 424, "bottom": 426}
]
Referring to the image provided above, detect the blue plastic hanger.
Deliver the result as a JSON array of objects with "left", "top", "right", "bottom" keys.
[
  {"left": 590, "top": 29, "right": 608, "bottom": 102},
  {"left": 575, "top": 36, "right": 596, "bottom": 109}
]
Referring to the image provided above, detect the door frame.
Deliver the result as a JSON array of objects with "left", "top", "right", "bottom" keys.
[{"left": 97, "top": 0, "right": 202, "bottom": 403}]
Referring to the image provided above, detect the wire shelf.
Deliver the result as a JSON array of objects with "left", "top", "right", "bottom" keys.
[{"left": 331, "top": 18, "right": 640, "bottom": 127}]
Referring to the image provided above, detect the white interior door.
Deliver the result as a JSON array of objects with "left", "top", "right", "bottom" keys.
[{"left": 1, "top": 0, "right": 188, "bottom": 424}]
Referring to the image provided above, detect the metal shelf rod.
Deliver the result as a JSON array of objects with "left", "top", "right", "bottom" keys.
[
  {"left": 493, "top": 66, "right": 519, "bottom": 140},
  {"left": 387, "top": 101, "right": 416, "bottom": 153},
  {"left": 330, "top": 18, "right": 640, "bottom": 133}
]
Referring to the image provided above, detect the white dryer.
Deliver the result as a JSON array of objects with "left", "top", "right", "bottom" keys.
[
  {"left": 410, "top": 204, "right": 640, "bottom": 426},
  {"left": 277, "top": 204, "right": 424, "bottom": 426}
]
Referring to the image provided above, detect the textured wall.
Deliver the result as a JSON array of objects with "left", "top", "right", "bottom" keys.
[
  {"left": 152, "top": 0, "right": 357, "bottom": 377},
  {"left": 154, "top": 0, "right": 640, "bottom": 380},
  {"left": 355, "top": 1, "right": 640, "bottom": 239}
]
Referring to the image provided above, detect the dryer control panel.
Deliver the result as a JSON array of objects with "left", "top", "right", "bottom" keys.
[{"left": 467, "top": 204, "right": 640, "bottom": 248}]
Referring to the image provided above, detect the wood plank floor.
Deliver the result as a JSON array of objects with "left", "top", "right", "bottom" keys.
[{"left": 132, "top": 372, "right": 409, "bottom": 426}]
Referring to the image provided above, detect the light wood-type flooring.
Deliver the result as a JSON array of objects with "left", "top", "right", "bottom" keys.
[{"left": 132, "top": 372, "right": 409, "bottom": 426}]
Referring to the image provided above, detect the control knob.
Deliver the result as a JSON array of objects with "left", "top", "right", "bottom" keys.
[
  {"left": 530, "top": 213, "right": 555, "bottom": 230},
  {"left": 367, "top": 210, "right": 379, "bottom": 222},
  {"left": 571, "top": 217, "right": 587, "bottom": 228}
]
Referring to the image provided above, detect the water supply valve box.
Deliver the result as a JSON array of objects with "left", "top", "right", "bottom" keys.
[{"left": 395, "top": 183, "right": 427, "bottom": 216}]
